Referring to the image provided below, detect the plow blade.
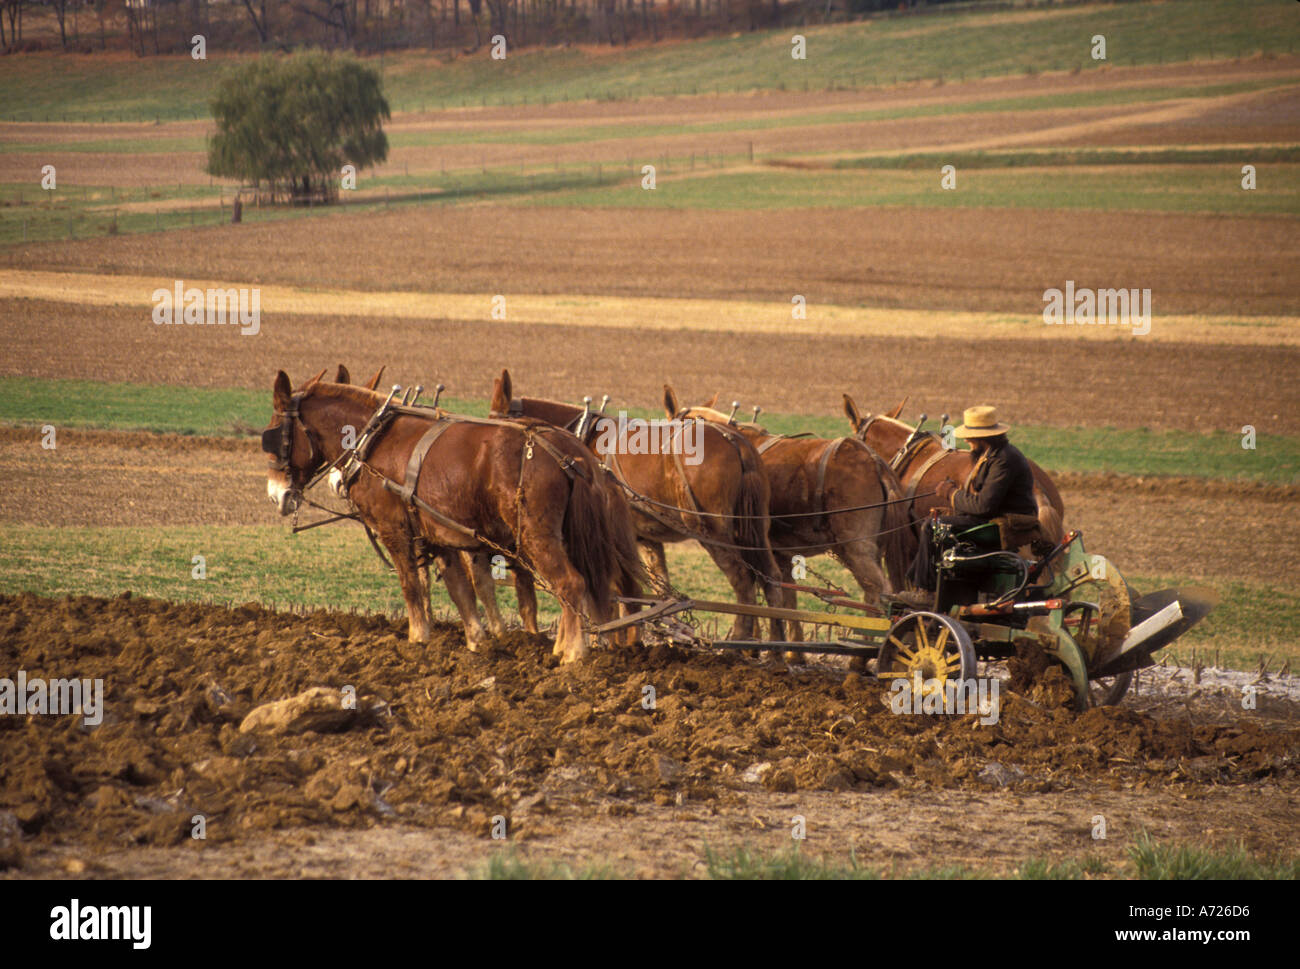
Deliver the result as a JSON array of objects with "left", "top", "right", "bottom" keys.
[{"left": 1093, "top": 587, "right": 1217, "bottom": 677}]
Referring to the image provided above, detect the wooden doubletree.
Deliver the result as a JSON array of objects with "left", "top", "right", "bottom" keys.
[{"left": 207, "top": 53, "right": 390, "bottom": 204}]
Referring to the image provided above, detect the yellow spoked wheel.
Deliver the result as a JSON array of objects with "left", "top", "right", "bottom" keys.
[{"left": 876, "top": 611, "right": 976, "bottom": 695}]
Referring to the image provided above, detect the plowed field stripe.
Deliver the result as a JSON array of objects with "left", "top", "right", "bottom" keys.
[{"left": 2, "top": 269, "right": 1295, "bottom": 346}]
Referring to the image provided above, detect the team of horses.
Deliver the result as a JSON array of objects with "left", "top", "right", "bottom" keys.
[{"left": 262, "top": 367, "right": 1067, "bottom": 663}]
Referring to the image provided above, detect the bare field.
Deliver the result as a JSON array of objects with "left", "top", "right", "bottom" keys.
[
  {"left": 2, "top": 58, "right": 1297, "bottom": 186},
  {"left": 3, "top": 201, "right": 1297, "bottom": 317},
  {"left": 14, "top": 782, "right": 1300, "bottom": 880},
  {"left": 3, "top": 269, "right": 1294, "bottom": 345},
  {"left": 2, "top": 297, "right": 1296, "bottom": 434}
]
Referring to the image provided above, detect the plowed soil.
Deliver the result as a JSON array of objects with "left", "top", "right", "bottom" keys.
[
  {"left": 3, "top": 298, "right": 1299, "bottom": 434},
  {"left": 1, "top": 593, "right": 1296, "bottom": 878},
  {"left": 6, "top": 200, "right": 1298, "bottom": 317}
]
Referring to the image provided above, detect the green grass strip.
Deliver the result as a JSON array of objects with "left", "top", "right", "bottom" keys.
[
  {"left": 1, "top": 377, "right": 1294, "bottom": 483},
  {"left": 525, "top": 165, "right": 1300, "bottom": 217}
]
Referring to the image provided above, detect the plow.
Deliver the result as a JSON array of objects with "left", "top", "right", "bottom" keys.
[{"left": 597, "top": 523, "right": 1215, "bottom": 712}]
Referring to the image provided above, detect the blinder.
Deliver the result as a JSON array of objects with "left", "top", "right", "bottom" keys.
[
  {"left": 261, "top": 394, "right": 315, "bottom": 474},
  {"left": 261, "top": 425, "right": 286, "bottom": 464}
]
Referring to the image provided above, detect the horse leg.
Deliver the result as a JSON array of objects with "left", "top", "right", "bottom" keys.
[
  {"left": 435, "top": 549, "right": 490, "bottom": 651},
  {"left": 614, "top": 559, "right": 643, "bottom": 649},
  {"left": 382, "top": 531, "right": 432, "bottom": 644},
  {"left": 465, "top": 551, "right": 507, "bottom": 638},
  {"left": 514, "top": 566, "right": 539, "bottom": 634},
  {"left": 837, "top": 536, "right": 891, "bottom": 602},
  {"left": 523, "top": 539, "right": 595, "bottom": 664},
  {"left": 835, "top": 531, "right": 891, "bottom": 674},
  {"left": 639, "top": 540, "right": 671, "bottom": 595},
  {"left": 774, "top": 552, "right": 804, "bottom": 643},
  {"left": 703, "top": 546, "right": 760, "bottom": 641}
]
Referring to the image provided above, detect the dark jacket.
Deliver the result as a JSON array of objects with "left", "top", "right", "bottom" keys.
[{"left": 951, "top": 436, "right": 1038, "bottom": 519}]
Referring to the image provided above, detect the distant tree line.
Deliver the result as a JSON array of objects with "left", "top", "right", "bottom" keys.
[{"left": 3, "top": 0, "right": 957, "bottom": 55}]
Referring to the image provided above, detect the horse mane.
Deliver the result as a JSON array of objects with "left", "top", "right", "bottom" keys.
[
  {"left": 309, "top": 381, "right": 386, "bottom": 408},
  {"left": 523, "top": 394, "right": 582, "bottom": 413},
  {"left": 869, "top": 414, "right": 914, "bottom": 434}
]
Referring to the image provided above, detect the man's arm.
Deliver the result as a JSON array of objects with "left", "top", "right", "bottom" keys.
[{"left": 952, "top": 453, "right": 1011, "bottom": 517}]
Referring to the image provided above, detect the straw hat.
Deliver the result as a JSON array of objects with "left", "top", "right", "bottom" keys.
[{"left": 953, "top": 405, "right": 1010, "bottom": 439}]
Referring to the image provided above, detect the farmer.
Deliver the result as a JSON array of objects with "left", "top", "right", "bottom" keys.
[{"left": 905, "top": 405, "right": 1038, "bottom": 591}]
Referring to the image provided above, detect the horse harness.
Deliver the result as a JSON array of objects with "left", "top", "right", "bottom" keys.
[
  {"left": 601, "top": 416, "right": 753, "bottom": 535},
  {"left": 855, "top": 415, "right": 950, "bottom": 516},
  {"left": 267, "top": 393, "right": 588, "bottom": 570},
  {"left": 756, "top": 434, "right": 891, "bottom": 533}
]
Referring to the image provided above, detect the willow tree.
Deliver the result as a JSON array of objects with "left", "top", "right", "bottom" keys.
[{"left": 207, "top": 53, "right": 390, "bottom": 204}]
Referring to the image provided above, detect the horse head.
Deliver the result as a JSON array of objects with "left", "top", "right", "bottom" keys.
[{"left": 262, "top": 368, "right": 329, "bottom": 516}]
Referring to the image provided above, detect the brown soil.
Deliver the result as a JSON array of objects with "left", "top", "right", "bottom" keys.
[
  {"left": 0, "top": 592, "right": 1295, "bottom": 877},
  {"left": 6, "top": 197, "right": 1297, "bottom": 317},
  {"left": 0, "top": 427, "right": 263, "bottom": 527},
  {"left": 3, "top": 297, "right": 1297, "bottom": 434},
  {"left": 14, "top": 783, "right": 1300, "bottom": 879}
]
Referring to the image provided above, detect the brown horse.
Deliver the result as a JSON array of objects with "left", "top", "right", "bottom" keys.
[
  {"left": 489, "top": 370, "right": 786, "bottom": 641},
  {"left": 676, "top": 400, "right": 915, "bottom": 638},
  {"left": 842, "top": 394, "right": 1065, "bottom": 544},
  {"left": 263, "top": 369, "right": 636, "bottom": 662},
  {"left": 333, "top": 365, "right": 540, "bottom": 638},
  {"left": 470, "top": 410, "right": 648, "bottom": 645}
]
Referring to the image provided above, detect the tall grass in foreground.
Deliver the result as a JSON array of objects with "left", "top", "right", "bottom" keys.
[{"left": 473, "top": 838, "right": 1300, "bottom": 879}]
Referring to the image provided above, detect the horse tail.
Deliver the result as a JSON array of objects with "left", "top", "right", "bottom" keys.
[
  {"left": 873, "top": 453, "right": 917, "bottom": 591},
  {"left": 1034, "top": 485, "right": 1065, "bottom": 544},
  {"left": 604, "top": 481, "right": 649, "bottom": 597},
  {"left": 562, "top": 471, "right": 616, "bottom": 619},
  {"left": 1028, "top": 460, "right": 1066, "bottom": 542},
  {"left": 735, "top": 462, "right": 780, "bottom": 589}
]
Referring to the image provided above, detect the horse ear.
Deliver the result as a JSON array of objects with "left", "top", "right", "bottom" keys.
[
  {"left": 335, "top": 364, "right": 351, "bottom": 384},
  {"left": 364, "top": 366, "right": 385, "bottom": 391},
  {"left": 886, "top": 396, "right": 909, "bottom": 420},
  {"left": 491, "top": 369, "right": 512, "bottom": 414},
  {"left": 702, "top": 391, "right": 719, "bottom": 409},
  {"left": 304, "top": 368, "right": 327, "bottom": 388},
  {"left": 273, "top": 371, "right": 292, "bottom": 410},
  {"left": 843, "top": 393, "right": 862, "bottom": 429},
  {"left": 663, "top": 384, "right": 679, "bottom": 419}
]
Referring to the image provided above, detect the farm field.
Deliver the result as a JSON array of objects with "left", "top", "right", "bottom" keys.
[{"left": 1, "top": 0, "right": 1298, "bottom": 882}]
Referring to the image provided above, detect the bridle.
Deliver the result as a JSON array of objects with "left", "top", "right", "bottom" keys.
[
  {"left": 261, "top": 392, "right": 321, "bottom": 489},
  {"left": 855, "top": 412, "right": 941, "bottom": 478},
  {"left": 852, "top": 412, "right": 884, "bottom": 446}
]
